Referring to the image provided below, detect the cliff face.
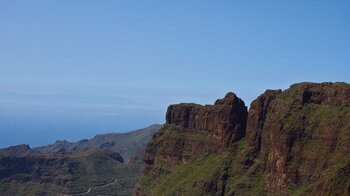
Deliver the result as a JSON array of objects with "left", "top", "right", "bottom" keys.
[
  {"left": 246, "top": 82, "right": 350, "bottom": 193},
  {"left": 138, "top": 93, "right": 247, "bottom": 195},
  {"left": 166, "top": 92, "right": 247, "bottom": 145},
  {"left": 137, "top": 82, "right": 350, "bottom": 195}
]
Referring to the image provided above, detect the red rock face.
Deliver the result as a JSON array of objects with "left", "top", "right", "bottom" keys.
[
  {"left": 246, "top": 82, "right": 350, "bottom": 191},
  {"left": 166, "top": 92, "right": 248, "bottom": 145},
  {"left": 142, "top": 92, "right": 247, "bottom": 177},
  {"left": 139, "top": 82, "right": 350, "bottom": 195},
  {"left": 246, "top": 89, "right": 282, "bottom": 158}
]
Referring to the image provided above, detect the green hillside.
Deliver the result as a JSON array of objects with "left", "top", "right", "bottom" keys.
[
  {"left": 0, "top": 149, "right": 140, "bottom": 196},
  {"left": 0, "top": 124, "right": 161, "bottom": 195},
  {"left": 34, "top": 124, "right": 161, "bottom": 163}
]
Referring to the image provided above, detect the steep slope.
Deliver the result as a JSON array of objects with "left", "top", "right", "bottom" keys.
[
  {"left": 137, "top": 82, "right": 350, "bottom": 195},
  {"left": 137, "top": 92, "right": 248, "bottom": 195},
  {"left": 245, "top": 82, "right": 350, "bottom": 194},
  {"left": 34, "top": 124, "right": 161, "bottom": 163}
]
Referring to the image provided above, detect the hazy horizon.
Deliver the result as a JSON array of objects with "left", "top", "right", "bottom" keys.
[{"left": 1, "top": 1, "right": 349, "bottom": 147}]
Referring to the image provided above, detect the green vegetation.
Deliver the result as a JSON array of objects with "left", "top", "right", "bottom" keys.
[
  {"left": 138, "top": 83, "right": 350, "bottom": 195},
  {"left": 68, "top": 149, "right": 141, "bottom": 193},
  {"left": 139, "top": 137, "right": 268, "bottom": 196},
  {"left": 224, "top": 139, "right": 266, "bottom": 195},
  {"left": 88, "top": 177, "right": 139, "bottom": 196},
  {"left": 225, "top": 161, "right": 265, "bottom": 196},
  {"left": 140, "top": 153, "right": 229, "bottom": 195},
  {"left": 289, "top": 155, "right": 350, "bottom": 195},
  {"left": 34, "top": 124, "right": 161, "bottom": 162},
  {"left": 0, "top": 125, "right": 161, "bottom": 195},
  {"left": 0, "top": 149, "right": 142, "bottom": 195}
]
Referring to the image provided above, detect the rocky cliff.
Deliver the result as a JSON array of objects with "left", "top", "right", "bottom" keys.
[
  {"left": 137, "top": 82, "right": 350, "bottom": 195},
  {"left": 142, "top": 93, "right": 247, "bottom": 174},
  {"left": 166, "top": 92, "right": 247, "bottom": 146},
  {"left": 246, "top": 82, "right": 350, "bottom": 194}
]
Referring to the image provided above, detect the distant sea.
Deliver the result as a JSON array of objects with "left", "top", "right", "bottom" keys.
[{"left": 0, "top": 109, "right": 163, "bottom": 148}]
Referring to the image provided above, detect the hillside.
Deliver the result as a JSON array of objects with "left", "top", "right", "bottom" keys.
[
  {"left": 0, "top": 148, "right": 140, "bottom": 196},
  {"left": 34, "top": 124, "right": 161, "bottom": 163},
  {"left": 136, "top": 82, "right": 350, "bottom": 195},
  {"left": 0, "top": 125, "right": 161, "bottom": 195}
]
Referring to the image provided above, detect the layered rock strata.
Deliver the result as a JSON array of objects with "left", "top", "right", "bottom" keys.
[{"left": 137, "top": 82, "right": 350, "bottom": 195}]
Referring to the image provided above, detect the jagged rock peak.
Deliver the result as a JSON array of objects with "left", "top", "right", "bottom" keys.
[
  {"left": 0, "top": 144, "right": 33, "bottom": 158},
  {"left": 8, "top": 144, "right": 31, "bottom": 150},
  {"left": 214, "top": 92, "right": 240, "bottom": 105}
]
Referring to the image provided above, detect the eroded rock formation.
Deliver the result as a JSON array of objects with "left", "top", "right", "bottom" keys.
[
  {"left": 137, "top": 82, "right": 350, "bottom": 195},
  {"left": 166, "top": 92, "right": 247, "bottom": 145},
  {"left": 142, "top": 93, "right": 247, "bottom": 178}
]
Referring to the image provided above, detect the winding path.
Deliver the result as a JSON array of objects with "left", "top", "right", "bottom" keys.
[{"left": 64, "top": 176, "right": 139, "bottom": 196}]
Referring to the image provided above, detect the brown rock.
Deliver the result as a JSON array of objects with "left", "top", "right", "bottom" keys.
[
  {"left": 246, "top": 89, "right": 282, "bottom": 158},
  {"left": 142, "top": 92, "right": 247, "bottom": 180},
  {"left": 166, "top": 92, "right": 248, "bottom": 145},
  {"left": 246, "top": 82, "right": 350, "bottom": 191},
  {"left": 138, "top": 82, "right": 350, "bottom": 195}
]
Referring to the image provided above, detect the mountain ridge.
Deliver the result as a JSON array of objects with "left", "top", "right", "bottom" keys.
[
  {"left": 136, "top": 82, "right": 350, "bottom": 195},
  {"left": 33, "top": 124, "right": 161, "bottom": 163},
  {"left": 0, "top": 124, "right": 161, "bottom": 195}
]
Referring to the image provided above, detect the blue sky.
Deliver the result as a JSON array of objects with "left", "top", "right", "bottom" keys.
[{"left": 1, "top": 1, "right": 349, "bottom": 147}]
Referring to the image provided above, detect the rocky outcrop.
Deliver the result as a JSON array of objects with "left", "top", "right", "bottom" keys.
[
  {"left": 138, "top": 92, "right": 247, "bottom": 195},
  {"left": 138, "top": 82, "right": 350, "bottom": 195},
  {"left": 166, "top": 92, "right": 247, "bottom": 145},
  {"left": 138, "top": 93, "right": 248, "bottom": 195}
]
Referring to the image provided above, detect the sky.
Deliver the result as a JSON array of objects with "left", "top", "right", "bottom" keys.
[{"left": 0, "top": 1, "right": 349, "bottom": 147}]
